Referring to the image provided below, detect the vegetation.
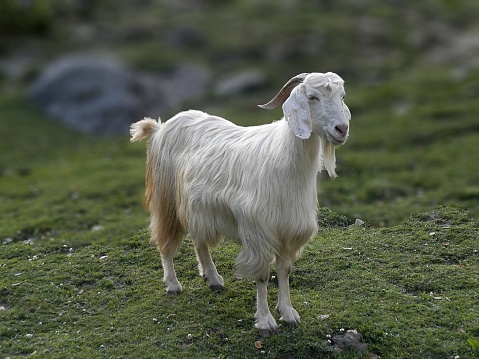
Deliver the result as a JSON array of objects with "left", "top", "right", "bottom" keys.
[
  {"left": 1, "top": 202, "right": 478, "bottom": 358},
  {"left": 1, "top": 1, "right": 479, "bottom": 358}
]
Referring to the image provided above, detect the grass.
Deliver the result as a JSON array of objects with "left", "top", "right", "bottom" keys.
[
  {"left": 1, "top": 93, "right": 479, "bottom": 359},
  {"left": 318, "top": 67, "right": 479, "bottom": 226},
  {"left": 2, "top": 2, "right": 479, "bottom": 357},
  {"left": 1, "top": 65, "right": 479, "bottom": 357},
  {"left": 0, "top": 95, "right": 148, "bottom": 248},
  {"left": 1, "top": 207, "right": 478, "bottom": 358}
]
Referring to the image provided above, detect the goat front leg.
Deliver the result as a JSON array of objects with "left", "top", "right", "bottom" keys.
[
  {"left": 254, "top": 279, "right": 278, "bottom": 336},
  {"left": 275, "top": 257, "right": 300, "bottom": 325},
  {"left": 193, "top": 239, "right": 224, "bottom": 290}
]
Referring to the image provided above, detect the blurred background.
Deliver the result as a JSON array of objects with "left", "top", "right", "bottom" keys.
[{"left": 1, "top": 0, "right": 479, "bottom": 245}]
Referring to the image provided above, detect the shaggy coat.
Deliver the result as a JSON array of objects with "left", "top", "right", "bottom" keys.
[{"left": 130, "top": 72, "right": 350, "bottom": 335}]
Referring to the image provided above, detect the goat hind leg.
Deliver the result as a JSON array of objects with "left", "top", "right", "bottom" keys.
[
  {"left": 193, "top": 239, "right": 224, "bottom": 290},
  {"left": 151, "top": 217, "right": 184, "bottom": 295},
  {"left": 160, "top": 253, "right": 182, "bottom": 294}
]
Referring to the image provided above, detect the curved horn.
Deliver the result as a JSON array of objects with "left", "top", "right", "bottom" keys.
[{"left": 258, "top": 73, "right": 309, "bottom": 110}]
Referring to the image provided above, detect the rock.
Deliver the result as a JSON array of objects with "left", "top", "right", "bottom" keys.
[
  {"left": 28, "top": 54, "right": 212, "bottom": 135},
  {"left": 354, "top": 218, "right": 365, "bottom": 226},
  {"left": 158, "top": 64, "right": 212, "bottom": 109},
  {"left": 332, "top": 329, "right": 368, "bottom": 353},
  {"left": 214, "top": 69, "right": 267, "bottom": 97}
]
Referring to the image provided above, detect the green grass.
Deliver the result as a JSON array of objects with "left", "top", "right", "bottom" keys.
[
  {"left": 319, "top": 67, "right": 479, "bottom": 226},
  {"left": 0, "top": 95, "right": 148, "bottom": 248},
  {"left": 1, "top": 93, "right": 479, "bottom": 358},
  {"left": 2, "top": 2, "right": 479, "bottom": 356},
  {"left": 1, "top": 65, "right": 479, "bottom": 356},
  {"left": 1, "top": 207, "right": 478, "bottom": 358}
]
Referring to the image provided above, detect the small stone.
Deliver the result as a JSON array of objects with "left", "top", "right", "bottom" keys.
[
  {"left": 354, "top": 219, "right": 365, "bottom": 226},
  {"left": 187, "top": 333, "right": 193, "bottom": 340},
  {"left": 91, "top": 225, "right": 104, "bottom": 232},
  {"left": 332, "top": 329, "right": 368, "bottom": 353}
]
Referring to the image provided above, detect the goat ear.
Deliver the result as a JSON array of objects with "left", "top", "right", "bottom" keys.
[
  {"left": 343, "top": 102, "right": 351, "bottom": 121},
  {"left": 282, "top": 84, "right": 312, "bottom": 139}
]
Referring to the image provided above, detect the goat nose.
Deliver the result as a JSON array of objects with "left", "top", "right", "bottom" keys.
[{"left": 334, "top": 124, "right": 348, "bottom": 136}]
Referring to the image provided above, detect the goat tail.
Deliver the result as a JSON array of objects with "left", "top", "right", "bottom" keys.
[{"left": 130, "top": 117, "right": 161, "bottom": 142}]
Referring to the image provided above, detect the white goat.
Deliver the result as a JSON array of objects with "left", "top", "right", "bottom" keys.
[{"left": 130, "top": 72, "right": 350, "bottom": 335}]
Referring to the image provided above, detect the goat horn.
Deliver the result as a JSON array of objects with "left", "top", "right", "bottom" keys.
[{"left": 258, "top": 73, "right": 309, "bottom": 110}]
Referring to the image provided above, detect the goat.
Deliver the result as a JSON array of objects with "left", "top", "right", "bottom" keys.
[{"left": 130, "top": 72, "right": 351, "bottom": 335}]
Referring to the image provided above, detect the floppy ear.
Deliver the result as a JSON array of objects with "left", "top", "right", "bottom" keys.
[
  {"left": 282, "top": 84, "right": 312, "bottom": 139},
  {"left": 343, "top": 101, "right": 351, "bottom": 121}
]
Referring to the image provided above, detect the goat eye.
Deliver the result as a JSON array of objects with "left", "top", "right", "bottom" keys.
[{"left": 308, "top": 96, "right": 319, "bottom": 101}]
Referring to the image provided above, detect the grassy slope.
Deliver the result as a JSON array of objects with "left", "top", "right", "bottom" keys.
[
  {"left": 1, "top": 207, "right": 478, "bottom": 358},
  {"left": 320, "top": 68, "right": 479, "bottom": 226},
  {"left": 0, "top": 88, "right": 478, "bottom": 358},
  {"left": 0, "top": 95, "right": 148, "bottom": 247},
  {"left": 1, "top": 2, "right": 479, "bottom": 357}
]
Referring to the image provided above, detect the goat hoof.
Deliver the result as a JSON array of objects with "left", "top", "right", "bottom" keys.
[
  {"left": 280, "top": 317, "right": 300, "bottom": 326},
  {"left": 255, "top": 313, "right": 279, "bottom": 336},
  {"left": 164, "top": 281, "right": 182, "bottom": 295},
  {"left": 203, "top": 274, "right": 224, "bottom": 290},
  {"left": 258, "top": 328, "right": 276, "bottom": 337},
  {"left": 209, "top": 284, "right": 224, "bottom": 291},
  {"left": 167, "top": 289, "right": 181, "bottom": 295},
  {"left": 279, "top": 307, "right": 301, "bottom": 326}
]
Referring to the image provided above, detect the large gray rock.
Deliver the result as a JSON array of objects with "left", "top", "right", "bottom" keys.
[
  {"left": 28, "top": 54, "right": 211, "bottom": 135},
  {"left": 214, "top": 69, "right": 267, "bottom": 97}
]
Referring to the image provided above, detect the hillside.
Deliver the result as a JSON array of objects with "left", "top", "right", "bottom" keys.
[
  {"left": 1, "top": 206, "right": 478, "bottom": 358},
  {"left": 1, "top": 1, "right": 479, "bottom": 358}
]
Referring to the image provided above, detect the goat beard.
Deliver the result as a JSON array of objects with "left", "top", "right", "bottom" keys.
[{"left": 319, "top": 136, "right": 337, "bottom": 179}]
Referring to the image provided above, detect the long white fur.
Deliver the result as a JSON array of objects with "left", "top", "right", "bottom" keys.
[{"left": 130, "top": 72, "right": 350, "bottom": 335}]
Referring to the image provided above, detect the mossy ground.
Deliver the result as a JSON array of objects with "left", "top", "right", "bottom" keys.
[
  {"left": 1, "top": 92, "right": 479, "bottom": 358},
  {"left": 1, "top": 70, "right": 479, "bottom": 359},
  {"left": 2, "top": 2, "right": 479, "bottom": 358},
  {"left": 1, "top": 205, "right": 478, "bottom": 358}
]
